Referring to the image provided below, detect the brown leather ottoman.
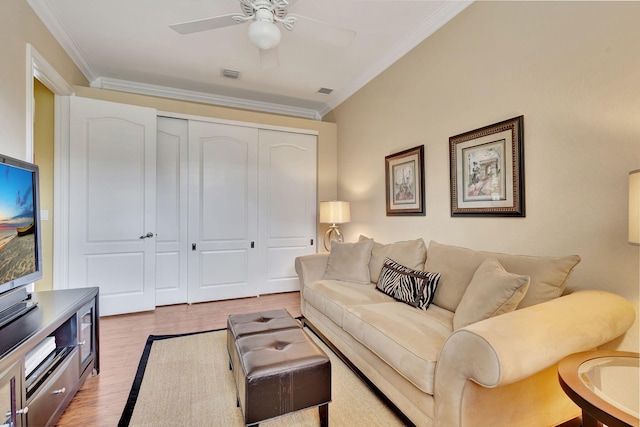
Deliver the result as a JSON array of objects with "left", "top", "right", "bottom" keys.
[
  {"left": 233, "top": 328, "right": 331, "bottom": 426},
  {"left": 227, "top": 309, "right": 301, "bottom": 371}
]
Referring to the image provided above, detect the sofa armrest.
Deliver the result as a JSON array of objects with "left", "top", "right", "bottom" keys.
[
  {"left": 295, "top": 253, "right": 330, "bottom": 287},
  {"left": 434, "top": 290, "right": 635, "bottom": 427}
]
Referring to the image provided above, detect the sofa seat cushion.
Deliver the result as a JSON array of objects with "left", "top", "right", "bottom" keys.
[
  {"left": 303, "top": 280, "right": 394, "bottom": 327},
  {"left": 342, "top": 302, "right": 454, "bottom": 395}
]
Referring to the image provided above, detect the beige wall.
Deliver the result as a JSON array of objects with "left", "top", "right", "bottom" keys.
[
  {"left": 0, "top": 0, "right": 87, "bottom": 160},
  {"left": 332, "top": 2, "right": 640, "bottom": 351}
]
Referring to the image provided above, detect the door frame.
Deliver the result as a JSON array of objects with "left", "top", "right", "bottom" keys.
[{"left": 26, "top": 44, "right": 74, "bottom": 291}]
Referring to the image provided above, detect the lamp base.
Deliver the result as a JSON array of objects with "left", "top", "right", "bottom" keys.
[{"left": 324, "top": 225, "right": 343, "bottom": 251}]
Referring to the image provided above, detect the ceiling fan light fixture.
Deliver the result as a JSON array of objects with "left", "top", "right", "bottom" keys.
[{"left": 248, "top": 20, "right": 281, "bottom": 50}]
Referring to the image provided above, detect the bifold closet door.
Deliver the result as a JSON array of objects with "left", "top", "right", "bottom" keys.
[
  {"left": 155, "top": 117, "right": 189, "bottom": 305},
  {"left": 187, "top": 121, "right": 259, "bottom": 303},
  {"left": 68, "top": 97, "right": 157, "bottom": 316},
  {"left": 258, "top": 130, "right": 317, "bottom": 294}
]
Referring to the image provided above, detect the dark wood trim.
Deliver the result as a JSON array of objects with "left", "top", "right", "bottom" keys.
[
  {"left": 558, "top": 351, "right": 639, "bottom": 427},
  {"left": 556, "top": 416, "right": 583, "bottom": 427}
]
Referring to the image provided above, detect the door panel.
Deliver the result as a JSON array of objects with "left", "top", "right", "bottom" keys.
[
  {"left": 86, "top": 253, "right": 144, "bottom": 294},
  {"left": 200, "top": 139, "right": 251, "bottom": 241},
  {"left": 85, "top": 122, "right": 146, "bottom": 242},
  {"left": 69, "top": 96, "right": 157, "bottom": 316},
  {"left": 188, "top": 121, "right": 258, "bottom": 303},
  {"left": 201, "top": 250, "right": 248, "bottom": 285},
  {"left": 155, "top": 117, "right": 188, "bottom": 305}
]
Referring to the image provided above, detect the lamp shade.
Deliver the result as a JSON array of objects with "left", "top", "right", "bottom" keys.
[
  {"left": 319, "top": 201, "right": 350, "bottom": 224},
  {"left": 630, "top": 170, "right": 640, "bottom": 245}
]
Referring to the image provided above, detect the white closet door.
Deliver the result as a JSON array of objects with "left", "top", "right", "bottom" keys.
[
  {"left": 187, "top": 121, "right": 259, "bottom": 303},
  {"left": 68, "top": 97, "right": 157, "bottom": 316},
  {"left": 258, "top": 130, "right": 317, "bottom": 294},
  {"left": 155, "top": 117, "right": 188, "bottom": 305}
]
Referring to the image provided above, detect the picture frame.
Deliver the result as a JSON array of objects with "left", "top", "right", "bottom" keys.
[
  {"left": 449, "top": 116, "right": 525, "bottom": 217},
  {"left": 385, "top": 145, "right": 425, "bottom": 216}
]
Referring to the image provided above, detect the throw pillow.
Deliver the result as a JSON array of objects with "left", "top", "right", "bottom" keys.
[
  {"left": 322, "top": 238, "right": 374, "bottom": 284},
  {"left": 377, "top": 258, "right": 441, "bottom": 310},
  {"left": 360, "top": 235, "right": 427, "bottom": 284},
  {"left": 453, "top": 257, "right": 531, "bottom": 330}
]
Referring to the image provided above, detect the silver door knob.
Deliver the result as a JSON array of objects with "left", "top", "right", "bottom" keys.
[{"left": 139, "top": 232, "right": 154, "bottom": 239}]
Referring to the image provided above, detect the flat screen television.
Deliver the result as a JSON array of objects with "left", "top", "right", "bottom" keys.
[{"left": 0, "top": 154, "right": 43, "bottom": 300}]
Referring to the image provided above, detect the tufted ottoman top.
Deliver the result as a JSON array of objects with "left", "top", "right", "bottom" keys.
[{"left": 227, "top": 309, "right": 301, "bottom": 339}]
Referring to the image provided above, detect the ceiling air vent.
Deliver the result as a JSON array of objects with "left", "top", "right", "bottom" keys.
[
  {"left": 221, "top": 68, "right": 241, "bottom": 79},
  {"left": 317, "top": 87, "right": 333, "bottom": 95}
]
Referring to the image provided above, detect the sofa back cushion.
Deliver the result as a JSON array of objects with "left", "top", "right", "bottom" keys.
[
  {"left": 360, "top": 236, "right": 427, "bottom": 283},
  {"left": 322, "top": 238, "right": 374, "bottom": 284},
  {"left": 425, "top": 241, "right": 581, "bottom": 312}
]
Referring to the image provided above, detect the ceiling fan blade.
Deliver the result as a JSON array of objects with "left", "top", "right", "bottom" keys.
[
  {"left": 170, "top": 14, "right": 242, "bottom": 35},
  {"left": 288, "top": 15, "right": 356, "bottom": 47},
  {"left": 260, "top": 47, "right": 279, "bottom": 69}
]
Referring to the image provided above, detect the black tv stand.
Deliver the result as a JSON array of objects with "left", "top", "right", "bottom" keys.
[{"left": 0, "top": 287, "right": 99, "bottom": 427}]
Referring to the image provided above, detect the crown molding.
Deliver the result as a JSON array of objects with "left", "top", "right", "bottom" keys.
[
  {"left": 91, "top": 78, "right": 323, "bottom": 120},
  {"left": 319, "top": 0, "right": 474, "bottom": 117},
  {"left": 26, "top": 0, "right": 98, "bottom": 82}
]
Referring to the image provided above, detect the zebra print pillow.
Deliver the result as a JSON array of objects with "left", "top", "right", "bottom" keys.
[{"left": 377, "top": 258, "right": 441, "bottom": 310}]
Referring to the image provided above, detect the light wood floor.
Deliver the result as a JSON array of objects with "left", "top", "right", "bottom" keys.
[{"left": 55, "top": 292, "right": 302, "bottom": 427}]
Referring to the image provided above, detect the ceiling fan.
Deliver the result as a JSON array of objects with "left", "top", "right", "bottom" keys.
[{"left": 169, "top": 0, "right": 356, "bottom": 69}]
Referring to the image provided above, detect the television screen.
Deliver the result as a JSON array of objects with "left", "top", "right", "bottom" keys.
[{"left": 0, "top": 154, "right": 42, "bottom": 296}]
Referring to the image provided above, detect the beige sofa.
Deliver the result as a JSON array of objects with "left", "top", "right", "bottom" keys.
[{"left": 295, "top": 238, "right": 635, "bottom": 427}]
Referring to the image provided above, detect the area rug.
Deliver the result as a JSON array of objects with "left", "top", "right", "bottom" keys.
[{"left": 118, "top": 327, "right": 405, "bottom": 427}]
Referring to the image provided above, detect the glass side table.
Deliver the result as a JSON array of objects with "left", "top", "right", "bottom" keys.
[{"left": 558, "top": 350, "right": 639, "bottom": 427}]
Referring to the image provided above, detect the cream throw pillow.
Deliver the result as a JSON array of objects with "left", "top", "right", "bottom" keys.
[
  {"left": 323, "top": 238, "right": 374, "bottom": 284},
  {"left": 453, "top": 257, "right": 530, "bottom": 330},
  {"left": 359, "top": 235, "right": 427, "bottom": 283}
]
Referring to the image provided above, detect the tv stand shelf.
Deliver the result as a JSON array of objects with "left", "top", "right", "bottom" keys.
[{"left": 0, "top": 287, "right": 99, "bottom": 427}]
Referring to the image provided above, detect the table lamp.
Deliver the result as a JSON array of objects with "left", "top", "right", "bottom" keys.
[{"left": 319, "top": 201, "right": 350, "bottom": 251}]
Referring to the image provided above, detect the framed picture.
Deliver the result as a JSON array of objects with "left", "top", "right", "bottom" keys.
[
  {"left": 449, "top": 116, "right": 525, "bottom": 217},
  {"left": 385, "top": 145, "right": 425, "bottom": 216}
]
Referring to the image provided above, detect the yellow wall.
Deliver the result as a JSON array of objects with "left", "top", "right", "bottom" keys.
[
  {"left": 332, "top": 2, "right": 640, "bottom": 351},
  {"left": 33, "top": 79, "right": 54, "bottom": 291}
]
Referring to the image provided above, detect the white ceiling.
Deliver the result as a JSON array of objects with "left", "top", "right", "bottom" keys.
[{"left": 28, "top": 0, "right": 472, "bottom": 120}]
